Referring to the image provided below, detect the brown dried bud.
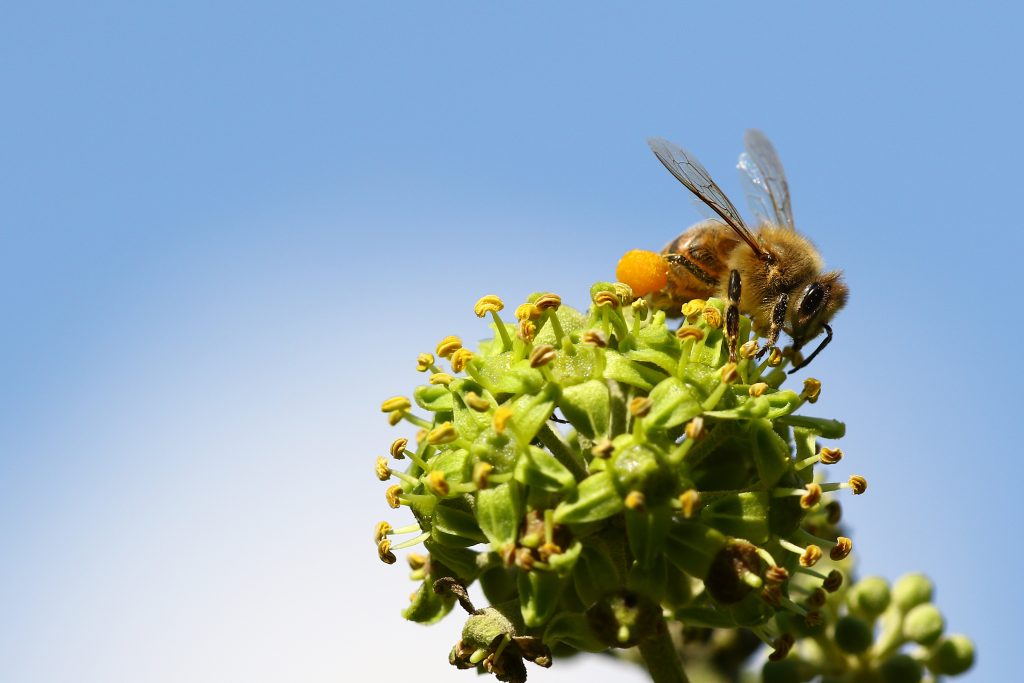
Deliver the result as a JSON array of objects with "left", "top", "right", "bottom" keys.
[{"left": 830, "top": 536, "right": 853, "bottom": 561}]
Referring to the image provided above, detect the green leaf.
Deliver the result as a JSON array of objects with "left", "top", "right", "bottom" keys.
[
  {"left": 558, "top": 380, "right": 610, "bottom": 439},
  {"left": 604, "top": 350, "right": 665, "bottom": 391},
  {"left": 514, "top": 445, "right": 576, "bottom": 493},
  {"left": 518, "top": 569, "right": 564, "bottom": 627},
  {"left": 509, "top": 383, "right": 560, "bottom": 443},
  {"left": 431, "top": 500, "right": 487, "bottom": 546},
  {"left": 573, "top": 543, "right": 623, "bottom": 607},
  {"left": 700, "top": 492, "right": 771, "bottom": 544},
  {"left": 664, "top": 521, "right": 726, "bottom": 580},
  {"left": 476, "top": 482, "right": 523, "bottom": 549},
  {"left": 554, "top": 471, "right": 624, "bottom": 524},
  {"left": 413, "top": 384, "right": 453, "bottom": 412},
  {"left": 645, "top": 377, "right": 702, "bottom": 430}
]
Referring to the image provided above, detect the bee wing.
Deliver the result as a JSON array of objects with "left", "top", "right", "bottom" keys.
[
  {"left": 739, "top": 129, "right": 795, "bottom": 230},
  {"left": 648, "top": 137, "right": 765, "bottom": 257}
]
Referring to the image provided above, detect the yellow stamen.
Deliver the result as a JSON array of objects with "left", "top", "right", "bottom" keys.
[
  {"left": 739, "top": 340, "right": 760, "bottom": 359},
  {"left": 624, "top": 490, "right": 646, "bottom": 510},
  {"left": 375, "top": 456, "right": 391, "bottom": 481},
  {"left": 387, "top": 410, "right": 404, "bottom": 426},
  {"left": 800, "top": 483, "right": 823, "bottom": 509},
  {"left": 429, "top": 372, "right": 454, "bottom": 385},
  {"left": 416, "top": 353, "right": 435, "bottom": 372},
  {"left": 613, "top": 282, "right": 634, "bottom": 304},
  {"left": 380, "top": 396, "right": 411, "bottom": 413},
  {"left": 464, "top": 392, "right": 490, "bottom": 412},
  {"left": 474, "top": 294, "right": 505, "bottom": 317},
  {"left": 515, "top": 303, "right": 541, "bottom": 321},
  {"left": 529, "top": 344, "right": 556, "bottom": 368},
  {"left": 702, "top": 306, "right": 723, "bottom": 329},
  {"left": 765, "top": 566, "right": 789, "bottom": 585},
  {"left": 517, "top": 319, "right": 536, "bottom": 342},
  {"left": 676, "top": 326, "right": 703, "bottom": 342},
  {"left": 681, "top": 299, "right": 705, "bottom": 321},
  {"left": 819, "top": 446, "right": 843, "bottom": 464},
  {"left": 386, "top": 485, "right": 403, "bottom": 509},
  {"left": 472, "top": 462, "right": 493, "bottom": 490},
  {"left": 720, "top": 362, "right": 739, "bottom": 384},
  {"left": 591, "top": 439, "right": 614, "bottom": 459},
  {"left": 685, "top": 416, "right": 705, "bottom": 440},
  {"left": 768, "top": 348, "right": 783, "bottom": 366},
  {"left": 848, "top": 475, "right": 868, "bottom": 495},
  {"left": 378, "top": 539, "right": 397, "bottom": 564},
  {"left": 493, "top": 406, "right": 513, "bottom": 434},
  {"left": 830, "top": 536, "right": 853, "bottom": 561},
  {"left": 748, "top": 382, "right": 769, "bottom": 397},
  {"left": 582, "top": 330, "right": 608, "bottom": 347},
  {"left": 679, "top": 489, "right": 701, "bottom": 518},
  {"left": 375, "top": 521, "right": 392, "bottom": 544},
  {"left": 802, "top": 377, "right": 822, "bottom": 403},
  {"left": 535, "top": 293, "right": 561, "bottom": 311},
  {"left": 435, "top": 335, "right": 462, "bottom": 359},
  {"left": 427, "top": 422, "right": 458, "bottom": 445},
  {"left": 407, "top": 552, "right": 427, "bottom": 570},
  {"left": 426, "top": 470, "right": 450, "bottom": 496},
  {"left": 628, "top": 396, "right": 653, "bottom": 418},
  {"left": 593, "top": 290, "right": 619, "bottom": 308},
  {"left": 823, "top": 570, "right": 843, "bottom": 592},
  {"left": 450, "top": 348, "right": 474, "bottom": 373},
  {"left": 389, "top": 437, "right": 408, "bottom": 459},
  {"left": 800, "top": 545, "right": 823, "bottom": 567}
]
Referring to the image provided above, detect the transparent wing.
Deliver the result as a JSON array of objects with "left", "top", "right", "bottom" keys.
[
  {"left": 648, "top": 137, "right": 764, "bottom": 257},
  {"left": 740, "top": 129, "right": 794, "bottom": 230}
]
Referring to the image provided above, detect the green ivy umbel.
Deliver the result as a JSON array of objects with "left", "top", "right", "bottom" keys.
[{"left": 374, "top": 284, "right": 974, "bottom": 683}]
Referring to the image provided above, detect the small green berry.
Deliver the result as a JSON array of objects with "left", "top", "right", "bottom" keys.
[
  {"left": 892, "top": 573, "right": 933, "bottom": 612},
  {"left": 762, "top": 658, "right": 809, "bottom": 683},
  {"left": 902, "top": 603, "right": 944, "bottom": 645},
  {"left": 834, "top": 615, "right": 874, "bottom": 654},
  {"left": 927, "top": 634, "right": 975, "bottom": 675},
  {"left": 847, "top": 575, "right": 891, "bottom": 617},
  {"left": 879, "top": 654, "right": 923, "bottom": 683}
]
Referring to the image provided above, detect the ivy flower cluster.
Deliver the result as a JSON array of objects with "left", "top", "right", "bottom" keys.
[{"left": 372, "top": 283, "right": 974, "bottom": 683}]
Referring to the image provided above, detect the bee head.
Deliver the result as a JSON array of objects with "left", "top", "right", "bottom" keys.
[{"left": 792, "top": 271, "right": 848, "bottom": 343}]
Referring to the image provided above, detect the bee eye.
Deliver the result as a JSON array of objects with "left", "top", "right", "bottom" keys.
[{"left": 798, "top": 283, "right": 825, "bottom": 319}]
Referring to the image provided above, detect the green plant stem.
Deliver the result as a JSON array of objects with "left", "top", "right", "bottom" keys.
[{"left": 637, "top": 615, "right": 689, "bottom": 683}]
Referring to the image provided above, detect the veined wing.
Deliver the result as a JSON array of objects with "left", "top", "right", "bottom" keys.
[
  {"left": 648, "top": 137, "right": 765, "bottom": 257},
  {"left": 739, "top": 129, "right": 794, "bottom": 230}
]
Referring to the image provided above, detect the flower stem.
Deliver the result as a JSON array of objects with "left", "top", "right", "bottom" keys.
[{"left": 637, "top": 614, "right": 689, "bottom": 683}]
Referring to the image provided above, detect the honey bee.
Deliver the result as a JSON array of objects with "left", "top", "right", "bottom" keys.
[{"left": 639, "top": 130, "right": 848, "bottom": 372}]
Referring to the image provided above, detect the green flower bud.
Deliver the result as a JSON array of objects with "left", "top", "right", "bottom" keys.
[
  {"left": 892, "top": 573, "right": 934, "bottom": 612},
  {"left": 879, "top": 654, "right": 923, "bottom": 683},
  {"left": 585, "top": 590, "right": 661, "bottom": 648},
  {"left": 927, "top": 634, "right": 975, "bottom": 675},
  {"left": 704, "top": 541, "right": 763, "bottom": 605},
  {"left": 903, "top": 603, "right": 944, "bottom": 645},
  {"left": 847, "top": 575, "right": 891, "bottom": 618},
  {"left": 834, "top": 615, "right": 874, "bottom": 654}
]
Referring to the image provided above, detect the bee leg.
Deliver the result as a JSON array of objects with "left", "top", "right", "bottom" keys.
[
  {"left": 726, "top": 269, "right": 741, "bottom": 362},
  {"left": 756, "top": 293, "right": 789, "bottom": 359}
]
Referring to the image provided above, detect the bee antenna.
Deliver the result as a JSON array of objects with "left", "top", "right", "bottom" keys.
[{"left": 788, "top": 323, "right": 833, "bottom": 374}]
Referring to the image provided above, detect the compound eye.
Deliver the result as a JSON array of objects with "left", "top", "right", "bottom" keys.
[{"left": 798, "top": 282, "right": 825, "bottom": 319}]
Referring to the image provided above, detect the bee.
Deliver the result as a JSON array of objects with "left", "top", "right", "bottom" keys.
[{"left": 625, "top": 130, "right": 848, "bottom": 372}]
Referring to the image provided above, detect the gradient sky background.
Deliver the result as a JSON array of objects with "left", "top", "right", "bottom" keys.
[{"left": 1, "top": 2, "right": 1020, "bottom": 681}]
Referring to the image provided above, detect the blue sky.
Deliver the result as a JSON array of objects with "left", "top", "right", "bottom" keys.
[{"left": 1, "top": 2, "right": 1020, "bottom": 681}]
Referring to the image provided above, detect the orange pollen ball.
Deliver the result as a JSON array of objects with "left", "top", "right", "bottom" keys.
[{"left": 615, "top": 250, "right": 668, "bottom": 297}]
